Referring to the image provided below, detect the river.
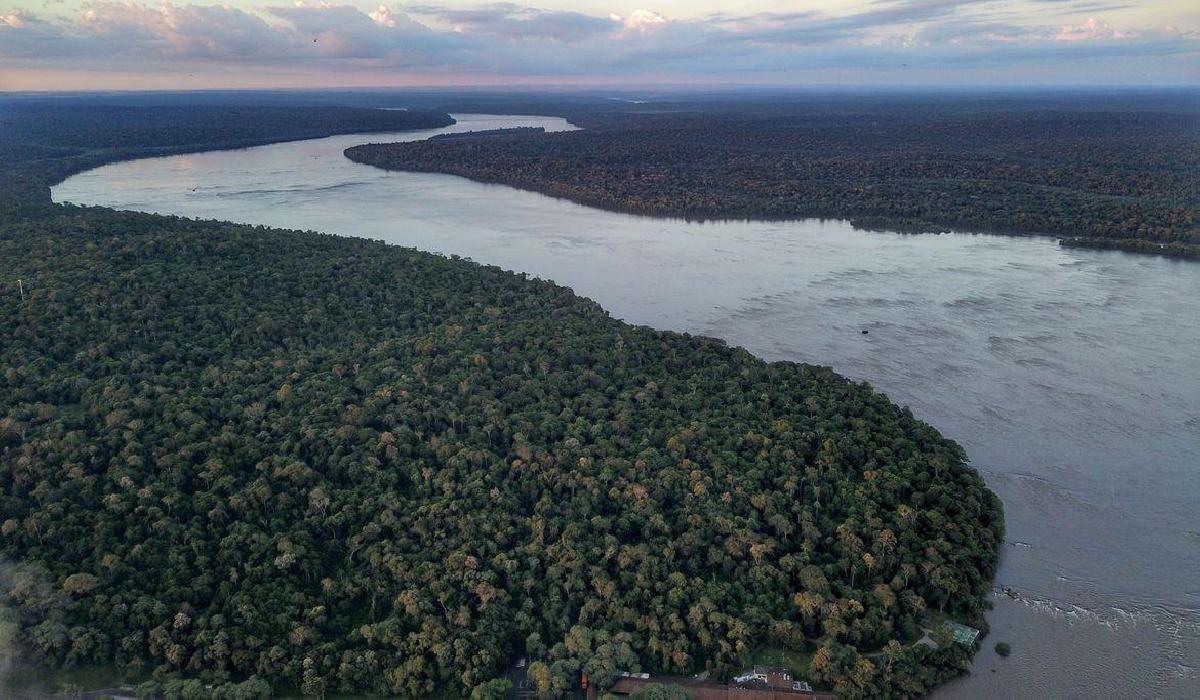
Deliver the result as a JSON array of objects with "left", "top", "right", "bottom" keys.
[{"left": 53, "top": 114, "right": 1200, "bottom": 698}]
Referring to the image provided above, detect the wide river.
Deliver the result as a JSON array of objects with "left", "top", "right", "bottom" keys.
[{"left": 55, "top": 114, "right": 1200, "bottom": 698}]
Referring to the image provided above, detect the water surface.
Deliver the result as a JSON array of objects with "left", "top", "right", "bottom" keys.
[{"left": 54, "top": 114, "right": 1200, "bottom": 698}]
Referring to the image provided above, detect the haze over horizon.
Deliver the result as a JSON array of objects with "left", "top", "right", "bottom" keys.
[{"left": 2, "top": 0, "right": 1198, "bottom": 90}]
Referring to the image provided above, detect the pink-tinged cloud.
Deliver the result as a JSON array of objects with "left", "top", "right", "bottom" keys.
[
  {"left": 73, "top": 2, "right": 284, "bottom": 58},
  {"left": 1, "top": 10, "right": 33, "bottom": 29},
  {"left": 368, "top": 5, "right": 402, "bottom": 29},
  {"left": 0, "top": 2, "right": 1197, "bottom": 88},
  {"left": 1055, "top": 18, "right": 1131, "bottom": 42},
  {"left": 611, "top": 9, "right": 668, "bottom": 34}
]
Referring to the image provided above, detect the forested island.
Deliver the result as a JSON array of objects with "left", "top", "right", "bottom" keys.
[
  {"left": 1, "top": 96, "right": 1002, "bottom": 697},
  {"left": 346, "top": 94, "right": 1200, "bottom": 260}
]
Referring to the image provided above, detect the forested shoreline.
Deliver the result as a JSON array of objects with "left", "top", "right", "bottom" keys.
[
  {"left": 1, "top": 98, "right": 1002, "bottom": 697},
  {"left": 0, "top": 103, "right": 455, "bottom": 210},
  {"left": 346, "top": 96, "right": 1200, "bottom": 260},
  {"left": 429, "top": 127, "right": 548, "bottom": 141}
]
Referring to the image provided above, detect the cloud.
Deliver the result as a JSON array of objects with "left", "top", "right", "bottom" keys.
[
  {"left": 2, "top": 2, "right": 290, "bottom": 61},
  {"left": 77, "top": 2, "right": 285, "bottom": 57},
  {"left": 612, "top": 9, "right": 668, "bottom": 34},
  {"left": 410, "top": 3, "right": 614, "bottom": 42},
  {"left": 0, "top": 1, "right": 1196, "bottom": 84},
  {"left": 1, "top": 10, "right": 36, "bottom": 28},
  {"left": 368, "top": 5, "right": 397, "bottom": 28},
  {"left": 263, "top": 2, "right": 441, "bottom": 60},
  {"left": 1054, "top": 17, "right": 1130, "bottom": 42}
]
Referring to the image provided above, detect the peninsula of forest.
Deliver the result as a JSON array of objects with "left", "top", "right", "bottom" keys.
[{"left": 0, "top": 96, "right": 1003, "bottom": 698}]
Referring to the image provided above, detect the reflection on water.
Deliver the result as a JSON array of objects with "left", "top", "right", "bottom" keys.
[{"left": 54, "top": 114, "right": 1200, "bottom": 698}]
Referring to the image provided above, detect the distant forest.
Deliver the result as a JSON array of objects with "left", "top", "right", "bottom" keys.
[
  {"left": 0, "top": 103, "right": 454, "bottom": 209},
  {"left": 347, "top": 93, "right": 1200, "bottom": 260}
]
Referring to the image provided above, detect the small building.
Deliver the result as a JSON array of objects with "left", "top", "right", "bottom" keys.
[
  {"left": 945, "top": 621, "right": 980, "bottom": 646},
  {"left": 731, "top": 666, "right": 797, "bottom": 690},
  {"left": 597, "top": 667, "right": 834, "bottom": 700}
]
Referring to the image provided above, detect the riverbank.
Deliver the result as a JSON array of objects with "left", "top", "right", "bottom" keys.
[
  {"left": 0, "top": 101, "right": 454, "bottom": 210},
  {"left": 343, "top": 96, "right": 1199, "bottom": 261}
]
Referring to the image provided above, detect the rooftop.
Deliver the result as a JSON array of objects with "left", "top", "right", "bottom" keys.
[{"left": 599, "top": 666, "right": 833, "bottom": 700}]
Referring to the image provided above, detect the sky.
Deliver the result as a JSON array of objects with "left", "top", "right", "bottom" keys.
[{"left": 1, "top": 1, "right": 1197, "bottom": 90}]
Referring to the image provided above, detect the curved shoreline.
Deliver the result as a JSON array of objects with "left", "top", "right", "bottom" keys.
[
  {"left": 345, "top": 143, "right": 1061, "bottom": 239},
  {"left": 342, "top": 121, "right": 1198, "bottom": 261},
  {"left": 13, "top": 110, "right": 456, "bottom": 210},
  {"left": 45, "top": 115, "right": 1191, "bottom": 263}
]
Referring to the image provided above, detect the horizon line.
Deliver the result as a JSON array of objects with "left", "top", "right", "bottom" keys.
[{"left": 4, "top": 83, "right": 1199, "bottom": 96}]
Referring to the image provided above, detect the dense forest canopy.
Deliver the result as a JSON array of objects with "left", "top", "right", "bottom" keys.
[
  {"left": 346, "top": 93, "right": 1200, "bottom": 260},
  {"left": 1, "top": 95, "right": 1002, "bottom": 697}
]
